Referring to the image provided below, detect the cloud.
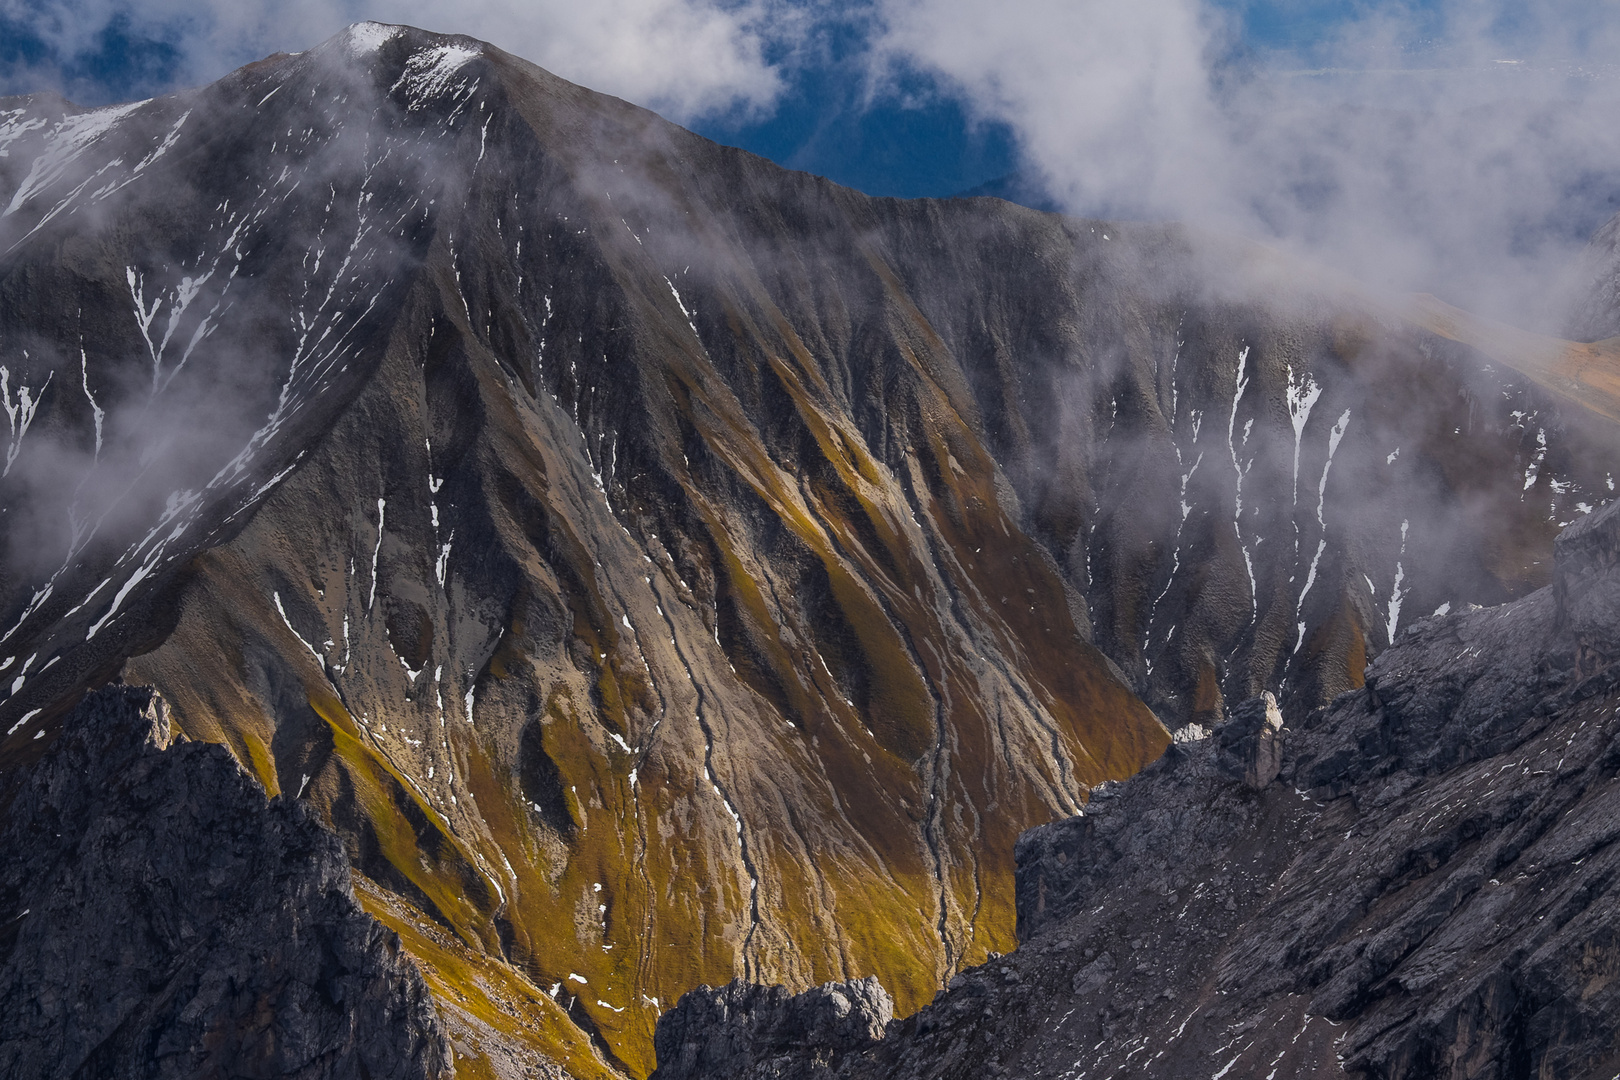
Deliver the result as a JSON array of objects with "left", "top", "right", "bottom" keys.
[
  {"left": 876, "top": 0, "right": 1222, "bottom": 218},
  {"left": 0, "top": 0, "right": 795, "bottom": 121},
  {"left": 6, "top": 0, "right": 1620, "bottom": 328},
  {"left": 872, "top": 0, "right": 1620, "bottom": 328},
  {"left": 374, "top": 0, "right": 798, "bottom": 119}
]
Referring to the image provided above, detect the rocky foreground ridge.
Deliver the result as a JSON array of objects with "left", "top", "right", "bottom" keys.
[
  {"left": 0, "top": 685, "right": 451, "bottom": 1079},
  {"left": 653, "top": 496, "right": 1620, "bottom": 1078}
]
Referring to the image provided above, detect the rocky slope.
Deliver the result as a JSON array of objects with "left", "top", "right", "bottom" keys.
[
  {"left": 0, "top": 22, "right": 1617, "bottom": 1074},
  {"left": 654, "top": 474, "right": 1620, "bottom": 1079},
  {"left": 1571, "top": 209, "right": 1620, "bottom": 341},
  {"left": 0, "top": 684, "right": 451, "bottom": 1079}
]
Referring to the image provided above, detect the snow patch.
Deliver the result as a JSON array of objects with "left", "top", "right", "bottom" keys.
[
  {"left": 0, "top": 364, "right": 52, "bottom": 476},
  {"left": 5, "top": 708, "right": 41, "bottom": 737},
  {"left": 1294, "top": 408, "right": 1353, "bottom": 653},
  {"left": 369, "top": 498, "right": 386, "bottom": 610},
  {"left": 343, "top": 22, "right": 402, "bottom": 56},
  {"left": 391, "top": 43, "right": 481, "bottom": 110},
  {"left": 1385, "top": 520, "right": 1409, "bottom": 643},
  {"left": 3, "top": 101, "right": 145, "bottom": 218},
  {"left": 274, "top": 592, "right": 325, "bottom": 665}
]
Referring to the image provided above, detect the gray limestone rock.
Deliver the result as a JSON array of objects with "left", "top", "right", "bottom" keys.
[
  {"left": 651, "top": 977, "right": 893, "bottom": 1080},
  {"left": 0, "top": 685, "right": 452, "bottom": 1080},
  {"left": 1555, "top": 495, "right": 1620, "bottom": 677},
  {"left": 1213, "top": 691, "right": 1285, "bottom": 788}
]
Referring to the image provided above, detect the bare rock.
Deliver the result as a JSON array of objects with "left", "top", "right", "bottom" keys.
[
  {"left": 651, "top": 977, "right": 892, "bottom": 1080},
  {"left": 1556, "top": 495, "right": 1620, "bottom": 677},
  {"left": 0, "top": 685, "right": 452, "bottom": 1080},
  {"left": 1213, "top": 692, "right": 1284, "bottom": 789}
]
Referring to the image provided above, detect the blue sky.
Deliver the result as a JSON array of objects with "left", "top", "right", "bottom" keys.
[
  {"left": 688, "top": 0, "right": 1422, "bottom": 197},
  {"left": 0, "top": 0, "right": 1488, "bottom": 199}
]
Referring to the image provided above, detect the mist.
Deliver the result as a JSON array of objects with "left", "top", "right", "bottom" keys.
[
  {"left": 8, "top": 0, "right": 1620, "bottom": 333},
  {"left": 875, "top": 0, "right": 1620, "bottom": 332},
  {"left": 0, "top": 0, "right": 794, "bottom": 123}
]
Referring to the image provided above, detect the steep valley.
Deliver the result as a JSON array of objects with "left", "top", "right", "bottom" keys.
[{"left": 1, "top": 23, "right": 1618, "bottom": 1077}]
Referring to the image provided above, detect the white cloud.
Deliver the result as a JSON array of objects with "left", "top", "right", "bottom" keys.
[
  {"left": 0, "top": 0, "right": 793, "bottom": 122},
  {"left": 877, "top": 0, "right": 1225, "bottom": 218},
  {"left": 874, "top": 0, "right": 1620, "bottom": 327},
  {"left": 7, "top": 0, "right": 1620, "bottom": 325},
  {"left": 372, "top": 0, "right": 792, "bottom": 119}
]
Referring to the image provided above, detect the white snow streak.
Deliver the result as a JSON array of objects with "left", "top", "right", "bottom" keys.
[
  {"left": 0, "top": 364, "right": 52, "bottom": 476},
  {"left": 343, "top": 22, "right": 402, "bottom": 56},
  {"left": 391, "top": 44, "right": 481, "bottom": 110},
  {"left": 274, "top": 592, "right": 325, "bottom": 665},
  {"left": 369, "top": 498, "right": 386, "bottom": 610},
  {"left": 1294, "top": 408, "right": 1353, "bottom": 653},
  {"left": 1227, "top": 348, "right": 1256, "bottom": 617},
  {"left": 664, "top": 277, "right": 702, "bottom": 341},
  {"left": 3, "top": 102, "right": 144, "bottom": 218},
  {"left": 0, "top": 109, "right": 46, "bottom": 159},
  {"left": 5, "top": 708, "right": 41, "bottom": 737},
  {"left": 79, "top": 347, "right": 103, "bottom": 458},
  {"left": 1385, "top": 519, "right": 1409, "bottom": 643}
]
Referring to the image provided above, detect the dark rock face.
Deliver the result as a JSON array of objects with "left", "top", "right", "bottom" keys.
[
  {"left": 0, "top": 684, "right": 451, "bottom": 1080},
  {"left": 661, "top": 500, "right": 1620, "bottom": 1078},
  {"left": 1212, "top": 691, "right": 1284, "bottom": 789},
  {"left": 651, "top": 977, "right": 892, "bottom": 1080}
]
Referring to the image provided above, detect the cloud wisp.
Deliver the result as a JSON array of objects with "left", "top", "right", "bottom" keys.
[
  {"left": 0, "top": 0, "right": 797, "bottom": 122},
  {"left": 873, "top": 0, "right": 1620, "bottom": 329},
  {"left": 5, "top": 0, "right": 1620, "bottom": 328}
]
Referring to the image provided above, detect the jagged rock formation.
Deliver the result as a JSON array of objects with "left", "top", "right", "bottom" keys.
[
  {"left": 651, "top": 977, "right": 892, "bottom": 1080},
  {"left": 1209, "top": 689, "right": 1283, "bottom": 788},
  {"left": 1, "top": 22, "right": 1618, "bottom": 1073},
  {"left": 661, "top": 494, "right": 1620, "bottom": 1078},
  {"left": 0, "top": 684, "right": 451, "bottom": 1079},
  {"left": 1571, "top": 209, "right": 1620, "bottom": 341}
]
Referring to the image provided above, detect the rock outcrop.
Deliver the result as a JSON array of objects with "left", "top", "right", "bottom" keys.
[
  {"left": 651, "top": 977, "right": 892, "bottom": 1080},
  {"left": 1570, "top": 208, "right": 1620, "bottom": 341},
  {"left": 1212, "top": 691, "right": 1284, "bottom": 789},
  {"left": 0, "top": 685, "right": 451, "bottom": 1080},
  {"left": 658, "top": 498, "right": 1620, "bottom": 1078}
]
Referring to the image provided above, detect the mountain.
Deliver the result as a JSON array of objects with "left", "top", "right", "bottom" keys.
[
  {"left": 1, "top": 22, "right": 1617, "bottom": 1076},
  {"left": 653, "top": 476, "right": 1620, "bottom": 1080}
]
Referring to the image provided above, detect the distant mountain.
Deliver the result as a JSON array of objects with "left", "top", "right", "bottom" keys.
[{"left": 1, "top": 23, "right": 1617, "bottom": 1077}]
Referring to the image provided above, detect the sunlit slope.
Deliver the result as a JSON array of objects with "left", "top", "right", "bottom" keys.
[{"left": 1408, "top": 292, "right": 1620, "bottom": 426}]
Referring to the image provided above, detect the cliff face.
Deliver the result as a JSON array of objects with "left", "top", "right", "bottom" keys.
[
  {"left": 0, "top": 23, "right": 1616, "bottom": 1074},
  {"left": 1571, "top": 209, "right": 1620, "bottom": 341},
  {"left": 657, "top": 484, "right": 1620, "bottom": 1080},
  {"left": 0, "top": 685, "right": 451, "bottom": 1080}
]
